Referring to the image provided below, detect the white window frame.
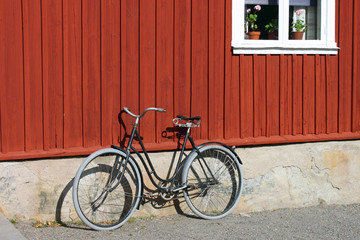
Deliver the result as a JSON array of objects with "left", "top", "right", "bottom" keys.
[{"left": 232, "top": 0, "right": 338, "bottom": 55}]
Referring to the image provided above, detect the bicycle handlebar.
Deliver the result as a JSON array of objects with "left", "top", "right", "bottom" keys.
[{"left": 123, "top": 107, "right": 166, "bottom": 118}]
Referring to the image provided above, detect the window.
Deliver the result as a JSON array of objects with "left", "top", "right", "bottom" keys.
[{"left": 232, "top": 0, "right": 338, "bottom": 54}]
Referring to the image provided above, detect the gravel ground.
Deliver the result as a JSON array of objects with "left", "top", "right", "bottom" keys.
[{"left": 15, "top": 203, "right": 360, "bottom": 240}]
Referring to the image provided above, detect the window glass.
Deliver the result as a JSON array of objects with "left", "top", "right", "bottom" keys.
[
  {"left": 245, "top": 2, "right": 279, "bottom": 40},
  {"left": 289, "top": 0, "right": 321, "bottom": 40}
]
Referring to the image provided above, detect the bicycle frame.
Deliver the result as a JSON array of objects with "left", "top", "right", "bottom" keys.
[
  {"left": 114, "top": 119, "right": 199, "bottom": 194},
  {"left": 73, "top": 107, "right": 244, "bottom": 230}
]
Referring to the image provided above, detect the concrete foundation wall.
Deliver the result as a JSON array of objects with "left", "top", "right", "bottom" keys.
[{"left": 0, "top": 140, "right": 359, "bottom": 222}]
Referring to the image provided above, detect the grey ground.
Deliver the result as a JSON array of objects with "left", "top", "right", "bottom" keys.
[{"left": 14, "top": 203, "right": 360, "bottom": 240}]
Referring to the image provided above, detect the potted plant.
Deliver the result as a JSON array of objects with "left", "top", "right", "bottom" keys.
[
  {"left": 246, "top": 5, "right": 261, "bottom": 40},
  {"left": 265, "top": 19, "right": 278, "bottom": 40},
  {"left": 291, "top": 10, "right": 307, "bottom": 40}
]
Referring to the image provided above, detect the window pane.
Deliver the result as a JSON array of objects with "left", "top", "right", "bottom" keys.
[
  {"left": 245, "top": 3, "right": 279, "bottom": 40},
  {"left": 290, "top": 0, "right": 321, "bottom": 40}
]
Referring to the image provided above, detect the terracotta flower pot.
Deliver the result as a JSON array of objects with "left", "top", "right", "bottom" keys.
[
  {"left": 248, "top": 31, "right": 261, "bottom": 40},
  {"left": 291, "top": 31, "right": 304, "bottom": 40},
  {"left": 267, "top": 30, "right": 278, "bottom": 40}
]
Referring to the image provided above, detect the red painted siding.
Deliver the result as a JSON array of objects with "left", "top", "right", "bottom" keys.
[{"left": 0, "top": 0, "right": 359, "bottom": 161}]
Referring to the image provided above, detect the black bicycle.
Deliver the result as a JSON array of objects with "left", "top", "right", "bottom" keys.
[{"left": 73, "top": 107, "right": 243, "bottom": 230}]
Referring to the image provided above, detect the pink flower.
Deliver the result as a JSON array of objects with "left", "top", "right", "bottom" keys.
[
  {"left": 254, "top": 5, "right": 261, "bottom": 11},
  {"left": 296, "top": 10, "right": 303, "bottom": 15},
  {"left": 247, "top": 8, "right": 251, "bottom": 13}
]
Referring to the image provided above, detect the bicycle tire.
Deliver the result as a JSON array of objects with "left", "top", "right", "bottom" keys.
[
  {"left": 73, "top": 148, "right": 142, "bottom": 230},
  {"left": 182, "top": 145, "right": 243, "bottom": 219}
]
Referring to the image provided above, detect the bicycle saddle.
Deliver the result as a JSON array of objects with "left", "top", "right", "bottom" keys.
[{"left": 176, "top": 115, "right": 201, "bottom": 121}]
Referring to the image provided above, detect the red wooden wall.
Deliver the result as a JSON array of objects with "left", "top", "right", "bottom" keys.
[{"left": 0, "top": 0, "right": 359, "bottom": 161}]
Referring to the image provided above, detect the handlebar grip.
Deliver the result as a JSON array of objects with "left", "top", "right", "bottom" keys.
[
  {"left": 157, "top": 108, "right": 166, "bottom": 113},
  {"left": 123, "top": 107, "right": 138, "bottom": 118},
  {"left": 123, "top": 107, "right": 130, "bottom": 113}
]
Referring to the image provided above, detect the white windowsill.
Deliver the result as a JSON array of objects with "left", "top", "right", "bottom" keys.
[{"left": 232, "top": 41, "right": 339, "bottom": 55}]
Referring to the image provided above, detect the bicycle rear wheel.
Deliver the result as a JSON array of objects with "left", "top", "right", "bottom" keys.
[
  {"left": 73, "top": 148, "right": 142, "bottom": 230},
  {"left": 182, "top": 145, "right": 243, "bottom": 219}
]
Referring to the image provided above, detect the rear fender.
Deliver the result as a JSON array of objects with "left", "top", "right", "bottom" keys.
[{"left": 197, "top": 142, "right": 243, "bottom": 164}]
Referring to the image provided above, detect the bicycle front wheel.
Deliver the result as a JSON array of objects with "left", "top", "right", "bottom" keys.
[
  {"left": 73, "top": 148, "right": 142, "bottom": 230},
  {"left": 182, "top": 145, "right": 243, "bottom": 219}
]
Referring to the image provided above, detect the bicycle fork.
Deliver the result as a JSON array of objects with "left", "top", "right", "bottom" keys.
[
  {"left": 90, "top": 120, "right": 139, "bottom": 210},
  {"left": 108, "top": 117, "right": 139, "bottom": 192}
]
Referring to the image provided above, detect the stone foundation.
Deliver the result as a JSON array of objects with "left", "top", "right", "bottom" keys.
[{"left": 0, "top": 140, "right": 359, "bottom": 222}]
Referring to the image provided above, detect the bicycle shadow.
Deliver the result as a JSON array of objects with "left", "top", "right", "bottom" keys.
[
  {"left": 55, "top": 177, "right": 88, "bottom": 229},
  {"left": 55, "top": 164, "right": 142, "bottom": 229}
]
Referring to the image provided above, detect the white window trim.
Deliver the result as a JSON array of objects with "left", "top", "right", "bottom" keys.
[{"left": 232, "top": 0, "right": 338, "bottom": 55}]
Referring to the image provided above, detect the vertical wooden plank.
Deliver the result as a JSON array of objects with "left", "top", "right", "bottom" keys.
[
  {"left": 121, "top": 0, "right": 140, "bottom": 138},
  {"left": 0, "top": 0, "right": 25, "bottom": 153},
  {"left": 253, "top": 55, "right": 266, "bottom": 137},
  {"left": 82, "top": 0, "right": 101, "bottom": 147},
  {"left": 63, "top": 0, "right": 83, "bottom": 148},
  {"left": 191, "top": 0, "right": 208, "bottom": 140},
  {"left": 224, "top": 0, "right": 240, "bottom": 139},
  {"left": 0, "top": 89, "right": 1, "bottom": 152},
  {"left": 208, "top": 0, "right": 225, "bottom": 140},
  {"left": 139, "top": 0, "right": 156, "bottom": 143},
  {"left": 325, "top": 0, "right": 339, "bottom": 134},
  {"left": 315, "top": 55, "right": 327, "bottom": 134},
  {"left": 156, "top": 0, "right": 174, "bottom": 143},
  {"left": 0, "top": 96, "right": 1, "bottom": 152},
  {"left": 240, "top": 55, "right": 253, "bottom": 138},
  {"left": 101, "top": 0, "right": 121, "bottom": 146},
  {"left": 224, "top": 55, "right": 241, "bottom": 139},
  {"left": 353, "top": 0, "right": 360, "bottom": 132},
  {"left": 326, "top": 55, "right": 339, "bottom": 134},
  {"left": 292, "top": 55, "right": 303, "bottom": 135},
  {"left": 174, "top": 0, "right": 191, "bottom": 117},
  {"left": 302, "top": 55, "right": 315, "bottom": 134},
  {"left": 266, "top": 55, "right": 280, "bottom": 137},
  {"left": 42, "top": 0, "right": 64, "bottom": 150},
  {"left": 22, "top": 0, "right": 43, "bottom": 151},
  {"left": 338, "top": 0, "right": 353, "bottom": 133},
  {"left": 280, "top": 55, "right": 293, "bottom": 136}
]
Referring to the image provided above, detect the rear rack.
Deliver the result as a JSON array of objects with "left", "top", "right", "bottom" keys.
[{"left": 173, "top": 116, "right": 201, "bottom": 128}]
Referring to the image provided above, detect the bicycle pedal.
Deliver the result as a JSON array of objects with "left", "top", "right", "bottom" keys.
[{"left": 143, "top": 192, "right": 159, "bottom": 199}]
